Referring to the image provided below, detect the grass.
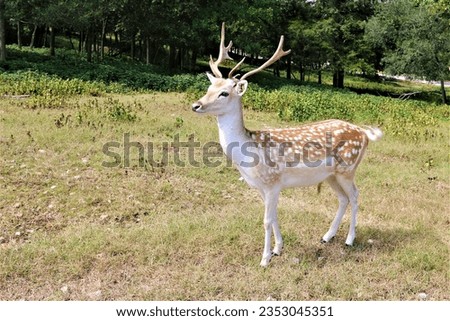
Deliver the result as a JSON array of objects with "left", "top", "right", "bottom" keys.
[
  {"left": 0, "top": 45, "right": 448, "bottom": 300},
  {"left": 0, "top": 90, "right": 448, "bottom": 300},
  {"left": 294, "top": 69, "right": 449, "bottom": 104}
]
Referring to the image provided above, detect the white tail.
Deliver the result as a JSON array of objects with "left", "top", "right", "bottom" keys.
[
  {"left": 192, "top": 23, "right": 382, "bottom": 267},
  {"left": 363, "top": 127, "right": 383, "bottom": 141}
]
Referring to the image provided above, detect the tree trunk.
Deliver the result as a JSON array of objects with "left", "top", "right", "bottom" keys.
[
  {"left": 68, "top": 31, "right": 75, "bottom": 50},
  {"left": 153, "top": 45, "right": 160, "bottom": 65},
  {"left": 0, "top": 0, "right": 6, "bottom": 62},
  {"left": 169, "top": 45, "right": 176, "bottom": 69},
  {"left": 145, "top": 37, "right": 150, "bottom": 65},
  {"left": 339, "top": 71, "right": 344, "bottom": 88},
  {"left": 86, "top": 29, "right": 92, "bottom": 62},
  {"left": 273, "top": 63, "right": 280, "bottom": 77},
  {"left": 130, "top": 34, "right": 135, "bottom": 59},
  {"left": 190, "top": 48, "right": 197, "bottom": 71},
  {"left": 100, "top": 19, "right": 106, "bottom": 60},
  {"left": 78, "top": 30, "right": 83, "bottom": 53},
  {"left": 43, "top": 27, "right": 48, "bottom": 47},
  {"left": 176, "top": 47, "right": 183, "bottom": 70},
  {"left": 30, "top": 24, "right": 38, "bottom": 49},
  {"left": 114, "top": 31, "right": 119, "bottom": 47},
  {"left": 440, "top": 79, "right": 448, "bottom": 104},
  {"left": 138, "top": 37, "right": 142, "bottom": 61},
  {"left": 333, "top": 69, "right": 344, "bottom": 88},
  {"left": 286, "top": 57, "right": 291, "bottom": 80},
  {"left": 17, "top": 21, "right": 22, "bottom": 48},
  {"left": 318, "top": 69, "right": 322, "bottom": 85},
  {"left": 49, "top": 26, "right": 55, "bottom": 56},
  {"left": 107, "top": 33, "right": 112, "bottom": 55},
  {"left": 93, "top": 32, "right": 97, "bottom": 56},
  {"left": 299, "top": 62, "right": 305, "bottom": 82}
]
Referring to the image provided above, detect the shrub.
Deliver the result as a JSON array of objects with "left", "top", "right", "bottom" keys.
[
  {"left": 0, "top": 70, "right": 126, "bottom": 98},
  {"left": 1, "top": 46, "right": 447, "bottom": 141},
  {"left": 243, "top": 85, "right": 445, "bottom": 140},
  {"left": 107, "top": 98, "right": 138, "bottom": 122}
]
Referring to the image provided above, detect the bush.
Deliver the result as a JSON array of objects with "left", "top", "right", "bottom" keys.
[
  {"left": 1, "top": 46, "right": 447, "bottom": 141},
  {"left": 0, "top": 70, "right": 125, "bottom": 97},
  {"left": 107, "top": 98, "right": 138, "bottom": 122},
  {"left": 243, "top": 85, "right": 446, "bottom": 140}
]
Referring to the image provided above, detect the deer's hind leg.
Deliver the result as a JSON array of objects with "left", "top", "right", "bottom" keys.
[
  {"left": 321, "top": 175, "right": 349, "bottom": 243},
  {"left": 335, "top": 175, "right": 359, "bottom": 246}
]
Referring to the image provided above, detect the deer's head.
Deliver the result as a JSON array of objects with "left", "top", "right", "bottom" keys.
[{"left": 192, "top": 23, "right": 290, "bottom": 116}]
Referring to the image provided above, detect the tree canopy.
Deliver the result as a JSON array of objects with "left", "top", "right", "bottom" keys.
[
  {"left": 0, "top": 0, "right": 449, "bottom": 98},
  {"left": 365, "top": 0, "right": 450, "bottom": 103}
]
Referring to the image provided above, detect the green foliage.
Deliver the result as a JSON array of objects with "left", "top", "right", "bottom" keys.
[
  {"left": 0, "top": 47, "right": 210, "bottom": 97},
  {"left": 1, "top": 46, "right": 446, "bottom": 142},
  {"left": 0, "top": 70, "right": 121, "bottom": 98},
  {"left": 244, "top": 84, "right": 447, "bottom": 140},
  {"left": 106, "top": 98, "right": 138, "bottom": 122},
  {"left": 288, "top": 0, "right": 377, "bottom": 87},
  {"left": 365, "top": 0, "right": 450, "bottom": 83},
  {"left": 74, "top": 98, "right": 139, "bottom": 125}
]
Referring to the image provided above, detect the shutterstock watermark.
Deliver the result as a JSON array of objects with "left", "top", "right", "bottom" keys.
[{"left": 101, "top": 133, "right": 348, "bottom": 169}]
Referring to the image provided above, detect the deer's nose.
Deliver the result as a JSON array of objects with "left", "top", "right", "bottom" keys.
[{"left": 192, "top": 102, "right": 203, "bottom": 112}]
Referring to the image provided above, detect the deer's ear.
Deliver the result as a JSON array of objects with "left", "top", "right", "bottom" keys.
[
  {"left": 206, "top": 72, "right": 218, "bottom": 84},
  {"left": 235, "top": 80, "right": 248, "bottom": 96}
]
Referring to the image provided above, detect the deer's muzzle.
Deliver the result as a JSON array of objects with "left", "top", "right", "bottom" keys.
[{"left": 192, "top": 102, "right": 203, "bottom": 112}]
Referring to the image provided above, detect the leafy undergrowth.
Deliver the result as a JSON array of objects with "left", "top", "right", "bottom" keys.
[
  {"left": 243, "top": 85, "right": 449, "bottom": 141},
  {"left": 1, "top": 46, "right": 448, "bottom": 142},
  {"left": 0, "top": 46, "right": 210, "bottom": 94}
]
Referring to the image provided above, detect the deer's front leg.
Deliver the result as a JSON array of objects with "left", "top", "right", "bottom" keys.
[
  {"left": 272, "top": 221, "right": 283, "bottom": 256},
  {"left": 260, "top": 188, "right": 281, "bottom": 267}
]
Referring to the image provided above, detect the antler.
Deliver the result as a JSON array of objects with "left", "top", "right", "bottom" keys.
[
  {"left": 209, "top": 22, "right": 234, "bottom": 78},
  {"left": 209, "top": 23, "right": 291, "bottom": 80},
  {"left": 240, "top": 36, "right": 291, "bottom": 81},
  {"left": 228, "top": 57, "right": 246, "bottom": 79}
]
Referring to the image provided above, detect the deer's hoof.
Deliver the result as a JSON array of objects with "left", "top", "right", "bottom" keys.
[
  {"left": 272, "top": 245, "right": 282, "bottom": 256},
  {"left": 260, "top": 257, "right": 271, "bottom": 268},
  {"left": 321, "top": 236, "right": 334, "bottom": 244},
  {"left": 345, "top": 235, "right": 355, "bottom": 246}
]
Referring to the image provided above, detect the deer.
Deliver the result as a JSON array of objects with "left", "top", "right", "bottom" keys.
[{"left": 191, "top": 23, "right": 383, "bottom": 267}]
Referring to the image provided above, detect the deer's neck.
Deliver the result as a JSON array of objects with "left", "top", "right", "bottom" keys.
[{"left": 216, "top": 105, "right": 251, "bottom": 163}]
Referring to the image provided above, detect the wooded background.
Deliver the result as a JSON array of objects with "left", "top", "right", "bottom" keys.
[{"left": 0, "top": 0, "right": 449, "bottom": 101}]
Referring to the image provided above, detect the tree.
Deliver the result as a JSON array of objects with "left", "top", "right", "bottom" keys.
[
  {"left": 0, "top": 0, "right": 6, "bottom": 61},
  {"left": 289, "top": 3, "right": 332, "bottom": 83},
  {"left": 366, "top": 0, "right": 450, "bottom": 104},
  {"left": 4, "top": 0, "right": 46, "bottom": 49},
  {"left": 304, "top": 0, "right": 374, "bottom": 88},
  {"left": 286, "top": 0, "right": 376, "bottom": 87}
]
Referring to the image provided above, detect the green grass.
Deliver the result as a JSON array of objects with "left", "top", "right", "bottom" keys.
[
  {"left": 293, "top": 70, "right": 449, "bottom": 104},
  {"left": 0, "top": 46, "right": 448, "bottom": 300},
  {"left": 0, "top": 90, "right": 448, "bottom": 300},
  {"left": 0, "top": 46, "right": 209, "bottom": 94}
]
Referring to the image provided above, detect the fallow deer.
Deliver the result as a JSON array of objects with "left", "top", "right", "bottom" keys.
[{"left": 192, "top": 23, "right": 383, "bottom": 267}]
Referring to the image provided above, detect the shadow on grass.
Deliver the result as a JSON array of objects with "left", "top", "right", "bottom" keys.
[{"left": 285, "top": 224, "right": 447, "bottom": 269}]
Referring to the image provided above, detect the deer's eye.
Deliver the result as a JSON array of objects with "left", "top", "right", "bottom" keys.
[{"left": 218, "top": 91, "right": 229, "bottom": 98}]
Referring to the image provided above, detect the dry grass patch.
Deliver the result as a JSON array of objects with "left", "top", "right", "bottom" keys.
[{"left": 0, "top": 92, "right": 448, "bottom": 300}]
